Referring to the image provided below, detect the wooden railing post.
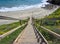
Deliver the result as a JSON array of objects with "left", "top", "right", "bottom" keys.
[{"left": 32, "top": 18, "right": 48, "bottom": 44}]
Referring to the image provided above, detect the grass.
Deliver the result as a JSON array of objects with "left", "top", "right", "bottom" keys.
[
  {"left": 33, "top": 18, "right": 60, "bottom": 35},
  {"left": 0, "top": 21, "right": 20, "bottom": 35},
  {"left": 33, "top": 7, "right": 60, "bottom": 44},
  {"left": 44, "top": 26, "right": 60, "bottom": 34},
  {"left": 0, "top": 18, "right": 28, "bottom": 35},
  {"left": 39, "top": 7, "right": 60, "bottom": 34},
  {"left": 47, "top": 8, "right": 60, "bottom": 18},
  {"left": 33, "top": 8, "right": 60, "bottom": 35},
  {"left": 39, "top": 27, "right": 60, "bottom": 44},
  {"left": 34, "top": 22, "right": 60, "bottom": 44},
  {"left": 0, "top": 24, "right": 27, "bottom": 44}
]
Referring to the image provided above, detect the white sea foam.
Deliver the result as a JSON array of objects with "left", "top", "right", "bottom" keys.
[{"left": 0, "top": 0, "right": 49, "bottom": 12}]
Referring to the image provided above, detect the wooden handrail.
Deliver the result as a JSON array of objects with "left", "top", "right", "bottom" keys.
[
  {"left": 32, "top": 23, "right": 48, "bottom": 44},
  {"left": 41, "top": 26, "right": 60, "bottom": 38},
  {"left": 31, "top": 17, "right": 48, "bottom": 44},
  {"left": 0, "top": 23, "right": 27, "bottom": 40}
]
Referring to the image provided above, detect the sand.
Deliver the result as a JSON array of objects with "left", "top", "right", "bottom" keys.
[{"left": 0, "top": 5, "right": 59, "bottom": 25}]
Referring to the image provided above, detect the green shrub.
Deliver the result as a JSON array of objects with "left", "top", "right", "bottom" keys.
[{"left": 0, "top": 24, "right": 27, "bottom": 44}]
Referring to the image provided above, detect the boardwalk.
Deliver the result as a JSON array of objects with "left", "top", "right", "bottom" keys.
[{"left": 13, "top": 17, "right": 38, "bottom": 44}]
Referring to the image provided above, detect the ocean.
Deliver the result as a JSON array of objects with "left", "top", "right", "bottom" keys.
[{"left": 0, "top": 0, "right": 49, "bottom": 12}]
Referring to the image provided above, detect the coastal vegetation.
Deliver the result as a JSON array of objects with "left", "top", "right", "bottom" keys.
[
  {"left": 0, "top": 22, "right": 20, "bottom": 35},
  {"left": 33, "top": 7, "right": 60, "bottom": 44},
  {"left": 41, "top": 8, "right": 60, "bottom": 34},
  {"left": 0, "top": 19, "right": 29, "bottom": 35},
  {"left": 37, "top": 8, "right": 60, "bottom": 34},
  {"left": 47, "top": 8, "right": 60, "bottom": 18},
  {"left": 34, "top": 19, "right": 60, "bottom": 44},
  {"left": 0, "top": 24, "right": 27, "bottom": 44},
  {"left": 0, "top": 18, "right": 28, "bottom": 44}
]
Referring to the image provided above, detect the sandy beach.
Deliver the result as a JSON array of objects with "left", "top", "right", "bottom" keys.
[{"left": 0, "top": 5, "right": 59, "bottom": 25}]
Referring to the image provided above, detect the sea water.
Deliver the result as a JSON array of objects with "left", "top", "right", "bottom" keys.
[{"left": 0, "top": 0, "right": 49, "bottom": 12}]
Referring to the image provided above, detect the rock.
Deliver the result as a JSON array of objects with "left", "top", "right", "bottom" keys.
[{"left": 47, "top": 0, "right": 60, "bottom": 5}]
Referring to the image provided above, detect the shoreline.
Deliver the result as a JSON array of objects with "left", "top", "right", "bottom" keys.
[
  {"left": 0, "top": 5, "right": 58, "bottom": 18},
  {"left": 0, "top": 0, "right": 48, "bottom": 12},
  {"left": 0, "top": 4, "right": 59, "bottom": 25}
]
